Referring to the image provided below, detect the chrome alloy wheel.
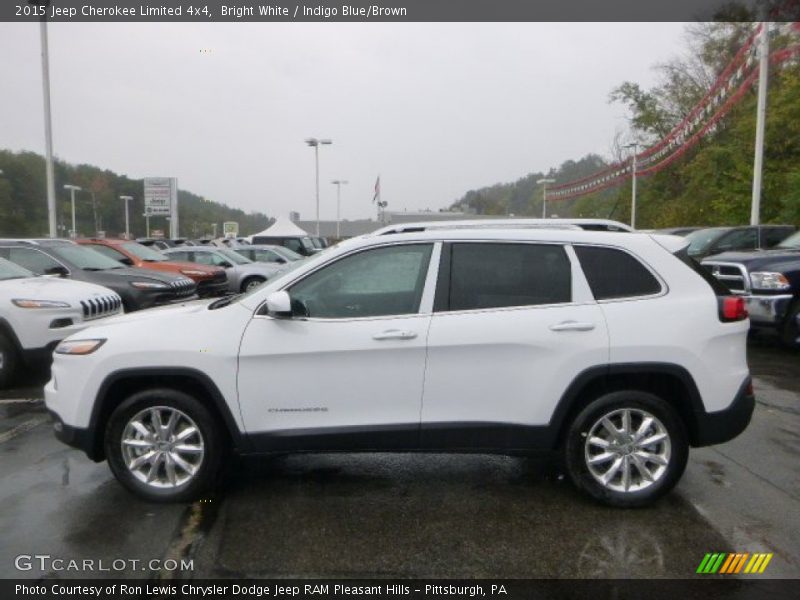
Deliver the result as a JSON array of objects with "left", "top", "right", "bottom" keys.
[
  {"left": 584, "top": 408, "right": 671, "bottom": 493},
  {"left": 121, "top": 406, "right": 205, "bottom": 488}
]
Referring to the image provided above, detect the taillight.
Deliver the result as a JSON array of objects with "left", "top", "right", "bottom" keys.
[{"left": 718, "top": 296, "right": 748, "bottom": 322}]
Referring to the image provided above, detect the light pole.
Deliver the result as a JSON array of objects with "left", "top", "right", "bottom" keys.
[
  {"left": 34, "top": 1, "right": 57, "bottom": 238},
  {"left": 751, "top": 22, "right": 770, "bottom": 226},
  {"left": 331, "top": 179, "right": 348, "bottom": 239},
  {"left": 305, "top": 137, "right": 332, "bottom": 236},
  {"left": 120, "top": 195, "right": 133, "bottom": 239},
  {"left": 63, "top": 184, "right": 81, "bottom": 238},
  {"left": 623, "top": 142, "right": 639, "bottom": 229},
  {"left": 536, "top": 178, "right": 555, "bottom": 218}
]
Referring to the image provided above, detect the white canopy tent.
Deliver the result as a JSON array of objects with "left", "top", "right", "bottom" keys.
[{"left": 248, "top": 216, "right": 310, "bottom": 241}]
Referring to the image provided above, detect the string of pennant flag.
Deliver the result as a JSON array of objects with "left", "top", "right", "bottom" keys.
[{"left": 547, "top": 22, "right": 800, "bottom": 202}]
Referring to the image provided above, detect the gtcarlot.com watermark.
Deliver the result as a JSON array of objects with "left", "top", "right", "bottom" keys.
[{"left": 14, "top": 554, "right": 194, "bottom": 573}]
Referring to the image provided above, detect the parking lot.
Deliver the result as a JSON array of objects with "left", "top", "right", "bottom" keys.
[{"left": 0, "top": 334, "right": 797, "bottom": 580}]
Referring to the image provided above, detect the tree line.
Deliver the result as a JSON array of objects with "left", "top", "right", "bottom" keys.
[
  {"left": 451, "top": 23, "right": 800, "bottom": 228},
  {"left": 0, "top": 150, "right": 272, "bottom": 238}
]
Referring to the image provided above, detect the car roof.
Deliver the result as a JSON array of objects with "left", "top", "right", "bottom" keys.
[{"left": 0, "top": 238, "right": 75, "bottom": 247}]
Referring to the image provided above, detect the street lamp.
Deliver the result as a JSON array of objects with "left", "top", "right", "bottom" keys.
[
  {"left": 536, "top": 178, "right": 555, "bottom": 218},
  {"left": 63, "top": 184, "right": 81, "bottom": 238},
  {"left": 623, "top": 142, "right": 639, "bottom": 229},
  {"left": 331, "top": 179, "right": 348, "bottom": 239},
  {"left": 120, "top": 195, "right": 133, "bottom": 239},
  {"left": 305, "top": 137, "right": 333, "bottom": 236}
]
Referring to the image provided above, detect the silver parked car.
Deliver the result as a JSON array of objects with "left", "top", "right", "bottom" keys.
[
  {"left": 232, "top": 244, "right": 304, "bottom": 265},
  {"left": 161, "top": 246, "right": 283, "bottom": 293}
]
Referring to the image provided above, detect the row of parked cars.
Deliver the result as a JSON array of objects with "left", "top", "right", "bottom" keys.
[{"left": 0, "top": 236, "right": 319, "bottom": 387}]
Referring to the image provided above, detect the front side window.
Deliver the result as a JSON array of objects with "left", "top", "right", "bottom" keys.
[
  {"left": 439, "top": 243, "right": 572, "bottom": 312},
  {"left": 255, "top": 249, "right": 282, "bottom": 263},
  {"left": 166, "top": 251, "right": 190, "bottom": 262},
  {"left": 86, "top": 244, "right": 129, "bottom": 262},
  {"left": 715, "top": 228, "right": 756, "bottom": 252},
  {"left": 1, "top": 247, "right": 62, "bottom": 274},
  {"left": 289, "top": 244, "right": 433, "bottom": 319},
  {"left": 122, "top": 242, "right": 167, "bottom": 261},
  {"left": 574, "top": 245, "right": 662, "bottom": 300},
  {"left": 0, "top": 257, "right": 34, "bottom": 280}
]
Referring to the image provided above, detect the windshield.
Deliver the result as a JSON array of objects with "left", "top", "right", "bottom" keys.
[
  {"left": 272, "top": 246, "right": 303, "bottom": 261},
  {"left": 216, "top": 248, "right": 252, "bottom": 265},
  {"left": 0, "top": 257, "right": 34, "bottom": 280},
  {"left": 122, "top": 242, "right": 168, "bottom": 261},
  {"left": 777, "top": 231, "right": 800, "bottom": 249},
  {"left": 685, "top": 228, "right": 729, "bottom": 255},
  {"left": 50, "top": 244, "right": 124, "bottom": 270}
]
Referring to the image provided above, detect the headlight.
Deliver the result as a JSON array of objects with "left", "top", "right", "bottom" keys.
[
  {"left": 12, "top": 299, "right": 71, "bottom": 309},
  {"left": 130, "top": 281, "right": 169, "bottom": 289},
  {"left": 54, "top": 339, "right": 106, "bottom": 355},
  {"left": 180, "top": 270, "right": 207, "bottom": 277},
  {"left": 750, "top": 272, "right": 790, "bottom": 291}
]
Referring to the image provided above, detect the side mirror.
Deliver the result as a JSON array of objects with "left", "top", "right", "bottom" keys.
[
  {"left": 44, "top": 265, "right": 68, "bottom": 277},
  {"left": 219, "top": 261, "right": 233, "bottom": 268},
  {"left": 265, "top": 291, "right": 292, "bottom": 318},
  {"left": 276, "top": 257, "right": 287, "bottom": 264},
  {"left": 119, "top": 257, "right": 134, "bottom": 266}
]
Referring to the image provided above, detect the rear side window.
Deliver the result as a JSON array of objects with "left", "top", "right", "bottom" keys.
[
  {"left": 439, "top": 243, "right": 572, "bottom": 312},
  {"left": 574, "top": 246, "right": 662, "bottom": 300}
]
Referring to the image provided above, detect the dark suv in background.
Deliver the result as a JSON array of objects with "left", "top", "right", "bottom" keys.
[
  {"left": 0, "top": 239, "right": 197, "bottom": 312},
  {"left": 685, "top": 225, "right": 795, "bottom": 260}
]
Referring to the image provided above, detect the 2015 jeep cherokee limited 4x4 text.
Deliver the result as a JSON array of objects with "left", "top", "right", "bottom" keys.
[{"left": 45, "top": 228, "right": 754, "bottom": 507}]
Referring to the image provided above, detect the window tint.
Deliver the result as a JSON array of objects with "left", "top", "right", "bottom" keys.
[
  {"left": 2, "top": 247, "right": 62, "bottom": 274},
  {"left": 442, "top": 243, "right": 571, "bottom": 312},
  {"left": 715, "top": 228, "right": 756, "bottom": 252},
  {"left": 763, "top": 227, "right": 793, "bottom": 247},
  {"left": 574, "top": 246, "right": 662, "bottom": 300},
  {"left": 289, "top": 244, "right": 433, "bottom": 319}
]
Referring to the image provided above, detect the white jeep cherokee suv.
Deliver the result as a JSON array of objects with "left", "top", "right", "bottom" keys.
[
  {"left": 0, "top": 257, "right": 122, "bottom": 388},
  {"left": 45, "top": 228, "right": 753, "bottom": 507}
]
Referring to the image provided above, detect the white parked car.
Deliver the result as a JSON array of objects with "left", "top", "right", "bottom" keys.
[
  {"left": 45, "top": 227, "right": 753, "bottom": 506},
  {"left": 0, "top": 258, "right": 122, "bottom": 387}
]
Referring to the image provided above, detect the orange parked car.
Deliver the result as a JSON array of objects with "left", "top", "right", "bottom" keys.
[{"left": 77, "top": 238, "right": 229, "bottom": 297}]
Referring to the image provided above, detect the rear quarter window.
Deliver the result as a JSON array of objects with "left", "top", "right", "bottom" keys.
[{"left": 574, "top": 245, "right": 662, "bottom": 300}]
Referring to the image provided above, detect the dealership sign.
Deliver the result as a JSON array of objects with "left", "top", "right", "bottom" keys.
[{"left": 143, "top": 177, "right": 176, "bottom": 216}]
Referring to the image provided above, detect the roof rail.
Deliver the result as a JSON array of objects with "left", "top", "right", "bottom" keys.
[{"left": 371, "top": 218, "right": 633, "bottom": 236}]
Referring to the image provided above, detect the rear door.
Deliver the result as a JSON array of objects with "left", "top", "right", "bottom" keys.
[{"left": 420, "top": 241, "right": 609, "bottom": 450}]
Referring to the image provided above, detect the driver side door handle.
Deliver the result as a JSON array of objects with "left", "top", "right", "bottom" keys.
[
  {"left": 549, "top": 321, "right": 596, "bottom": 332},
  {"left": 373, "top": 329, "right": 418, "bottom": 341}
]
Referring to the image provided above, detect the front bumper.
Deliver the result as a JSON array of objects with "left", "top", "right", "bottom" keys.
[
  {"left": 196, "top": 279, "right": 229, "bottom": 298},
  {"left": 692, "top": 378, "right": 755, "bottom": 447},
  {"left": 744, "top": 293, "right": 793, "bottom": 326},
  {"left": 48, "top": 409, "right": 100, "bottom": 460}
]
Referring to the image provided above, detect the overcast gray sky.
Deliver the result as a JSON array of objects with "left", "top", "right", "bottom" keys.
[{"left": 1, "top": 22, "right": 687, "bottom": 221}]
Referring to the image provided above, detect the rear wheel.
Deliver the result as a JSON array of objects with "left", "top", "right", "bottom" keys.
[
  {"left": 780, "top": 300, "right": 800, "bottom": 350},
  {"left": 0, "top": 333, "right": 19, "bottom": 389},
  {"left": 241, "top": 276, "right": 266, "bottom": 293},
  {"left": 565, "top": 391, "right": 688, "bottom": 508},
  {"left": 105, "top": 388, "right": 225, "bottom": 502}
]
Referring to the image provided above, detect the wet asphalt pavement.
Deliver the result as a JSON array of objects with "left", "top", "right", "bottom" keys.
[{"left": 1, "top": 337, "right": 798, "bottom": 580}]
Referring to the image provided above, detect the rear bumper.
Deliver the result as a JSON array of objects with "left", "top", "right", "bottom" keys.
[
  {"left": 692, "top": 378, "right": 755, "bottom": 447},
  {"left": 744, "top": 294, "right": 793, "bottom": 326}
]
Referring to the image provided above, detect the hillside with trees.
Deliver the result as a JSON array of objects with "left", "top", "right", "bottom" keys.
[
  {"left": 0, "top": 150, "right": 271, "bottom": 238},
  {"left": 451, "top": 23, "right": 800, "bottom": 228}
]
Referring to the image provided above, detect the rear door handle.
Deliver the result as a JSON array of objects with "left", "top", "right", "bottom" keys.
[
  {"left": 549, "top": 321, "right": 596, "bottom": 332},
  {"left": 372, "top": 329, "right": 418, "bottom": 340}
]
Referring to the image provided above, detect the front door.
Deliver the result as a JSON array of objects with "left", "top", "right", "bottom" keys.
[{"left": 237, "top": 243, "right": 437, "bottom": 451}]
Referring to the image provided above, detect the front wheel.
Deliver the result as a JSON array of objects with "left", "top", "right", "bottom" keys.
[
  {"left": 780, "top": 300, "right": 800, "bottom": 350},
  {"left": 241, "top": 276, "right": 266, "bottom": 293},
  {"left": 0, "top": 333, "right": 19, "bottom": 389},
  {"left": 564, "top": 391, "right": 688, "bottom": 508},
  {"left": 105, "top": 388, "right": 225, "bottom": 502}
]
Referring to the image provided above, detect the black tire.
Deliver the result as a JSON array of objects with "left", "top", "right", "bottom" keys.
[
  {"left": 780, "top": 300, "right": 800, "bottom": 350},
  {"left": 105, "top": 388, "right": 226, "bottom": 502},
  {"left": 0, "top": 333, "right": 19, "bottom": 389},
  {"left": 241, "top": 276, "right": 266, "bottom": 293},
  {"left": 564, "top": 391, "right": 688, "bottom": 508}
]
